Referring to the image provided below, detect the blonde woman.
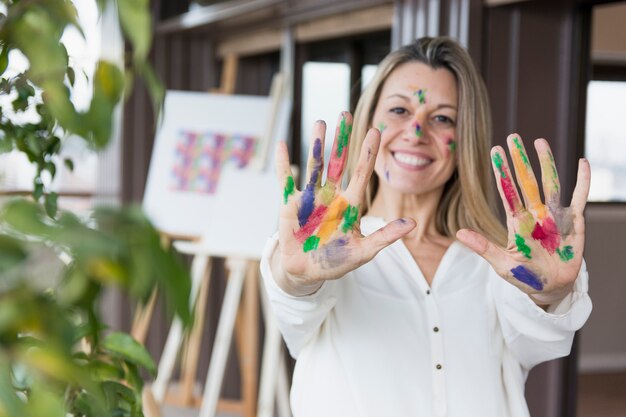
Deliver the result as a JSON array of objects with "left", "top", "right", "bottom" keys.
[{"left": 261, "top": 37, "right": 591, "bottom": 417}]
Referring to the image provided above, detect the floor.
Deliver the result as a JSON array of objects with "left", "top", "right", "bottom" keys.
[
  {"left": 577, "top": 373, "right": 626, "bottom": 417},
  {"left": 159, "top": 373, "right": 626, "bottom": 417}
]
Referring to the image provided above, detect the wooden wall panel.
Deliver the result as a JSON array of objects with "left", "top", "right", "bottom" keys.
[{"left": 483, "top": 2, "right": 592, "bottom": 417}]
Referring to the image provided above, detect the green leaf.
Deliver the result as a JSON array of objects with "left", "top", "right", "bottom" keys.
[
  {"left": 44, "top": 192, "right": 58, "bottom": 218},
  {"left": 90, "top": 359, "right": 124, "bottom": 382},
  {"left": 0, "top": 234, "right": 27, "bottom": 273},
  {"left": 101, "top": 332, "right": 155, "bottom": 376},
  {"left": 66, "top": 66, "right": 75, "bottom": 86},
  {"left": 0, "top": 44, "right": 9, "bottom": 76},
  {"left": 117, "top": 0, "right": 151, "bottom": 64},
  {"left": 64, "top": 158, "right": 74, "bottom": 172}
]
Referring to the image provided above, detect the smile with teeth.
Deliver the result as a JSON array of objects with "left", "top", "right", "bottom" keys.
[{"left": 392, "top": 152, "right": 432, "bottom": 168}]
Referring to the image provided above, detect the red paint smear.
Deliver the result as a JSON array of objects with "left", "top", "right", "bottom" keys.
[
  {"left": 531, "top": 217, "right": 560, "bottom": 254},
  {"left": 500, "top": 177, "right": 518, "bottom": 212},
  {"left": 294, "top": 205, "right": 329, "bottom": 243},
  {"left": 327, "top": 140, "right": 348, "bottom": 183}
]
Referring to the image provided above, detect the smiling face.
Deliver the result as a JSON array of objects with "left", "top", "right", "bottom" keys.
[{"left": 372, "top": 61, "right": 458, "bottom": 198}]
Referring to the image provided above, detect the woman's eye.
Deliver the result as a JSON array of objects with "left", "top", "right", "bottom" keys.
[
  {"left": 389, "top": 107, "right": 408, "bottom": 116},
  {"left": 434, "top": 115, "right": 455, "bottom": 125}
]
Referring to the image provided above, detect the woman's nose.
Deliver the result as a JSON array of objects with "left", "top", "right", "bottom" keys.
[{"left": 405, "top": 119, "right": 430, "bottom": 144}]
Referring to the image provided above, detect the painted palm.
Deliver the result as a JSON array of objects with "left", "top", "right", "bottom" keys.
[
  {"left": 458, "top": 134, "right": 591, "bottom": 305},
  {"left": 276, "top": 112, "right": 415, "bottom": 284}
]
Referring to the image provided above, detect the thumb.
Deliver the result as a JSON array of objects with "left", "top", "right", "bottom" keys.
[
  {"left": 361, "top": 218, "right": 416, "bottom": 261},
  {"left": 456, "top": 228, "right": 507, "bottom": 270}
]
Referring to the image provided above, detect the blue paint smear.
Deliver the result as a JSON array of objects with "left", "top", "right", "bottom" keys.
[
  {"left": 298, "top": 138, "right": 323, "bottom": 226},
  {"left": 510, "top": 265, "right": 544, "bottom": 291}
]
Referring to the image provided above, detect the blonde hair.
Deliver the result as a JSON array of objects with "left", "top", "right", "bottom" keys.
[{"left": 348, "top": 37, "right": 506, "bottom": 245}]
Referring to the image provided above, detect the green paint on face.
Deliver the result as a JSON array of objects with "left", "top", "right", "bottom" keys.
[
  {"left": 513, "top": 136, "right": 530, "bottom": 166},
  {"left": 415, "top": 89, "right": 426, "bottom": 104},
  {"left": 515, "top": 234, "right": 532, "bottom": 259},
  {"left": 492, "top": 153, "right": 506, "bottom": 178},
  {"left": 283, "top": 176, "right": 295, "bottom": 204},
  {"left": 336, "top": 117, "right": 351, "bottom": 158},
  {"left": 556, "top": 245, "right": 574, "bottom": 262},
  {"left": 303, "top": 235, "right": 320, "bottom": 252},
  {"left": 341, "top": 204, "right": 359, "bottom": 233},
  {"left": 447, "top": 139, "right": 456, "bottom": 153},
  {"left": 378, "top": 122, "right": 386, "bottom": 133}
]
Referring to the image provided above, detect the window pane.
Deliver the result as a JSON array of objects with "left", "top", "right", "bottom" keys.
[
  {"left": 585, "top": 80, "right": 626, "bottom": 202},
  {"left": 361, "top": 64, "right": 378, "bottom": 91},
  {"left": 301, "top": 62, "right": 350, "bottom": 185}
]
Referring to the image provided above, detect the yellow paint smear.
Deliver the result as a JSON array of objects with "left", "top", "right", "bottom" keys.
[
  {"left": 511, "top": 151, "right": 547, "bottom": 219},
  {"left": 317, "top": 196, "right": 349, "bottom": 245}
]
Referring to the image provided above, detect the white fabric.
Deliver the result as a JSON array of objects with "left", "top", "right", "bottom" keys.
[{"left": 260, "top": 216, "right": 592, "bottom": 417}]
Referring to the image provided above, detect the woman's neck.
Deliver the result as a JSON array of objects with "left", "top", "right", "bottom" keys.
[{"left": 368, "top": 186, "right": 446, "bottom": 244}]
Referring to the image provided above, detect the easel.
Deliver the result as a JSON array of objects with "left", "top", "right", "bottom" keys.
[{"left": 143, "top": 54, "right": 292, "bottom": 417}]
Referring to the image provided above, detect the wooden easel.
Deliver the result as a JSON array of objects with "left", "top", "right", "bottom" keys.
[{"left": 143, "top": 55, "right": 291, "bottom": 417}]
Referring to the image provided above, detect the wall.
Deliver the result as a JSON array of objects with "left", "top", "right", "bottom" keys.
[{"left": 578, "top": 1, "right": 626, "bottom": 373}]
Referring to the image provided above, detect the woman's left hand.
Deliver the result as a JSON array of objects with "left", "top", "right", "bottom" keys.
[{"left": 457, "top": 134, "right": 591, "bottom": 307}]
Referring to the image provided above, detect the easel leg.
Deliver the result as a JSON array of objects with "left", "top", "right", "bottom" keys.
[
  {"left": 235, "top": 261, "right": 259, "bottom": 417},
  {"left": 180, "top": 257, "right": 212, "bottom": 405},
  {"left": 258, "top": 273, "right": 293, "bottom": 417},
  {"left": 199, "top": 258, "right": 247, "bottom": 417},
  {"left": 152, "top": 254, "right": 209, "bottom": 402}
]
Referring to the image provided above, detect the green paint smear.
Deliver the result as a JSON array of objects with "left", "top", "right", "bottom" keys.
[
  {"left": 415, "top": 89, "right": 426, "bottom": 104},
  {"left": 515, "top": 234, "right": 532, "bottom": 259},
  {"left": 448, "top": 140, "right": 456, "bottom": 152},
  {"left": 303, "top": 235, "right": 320, "bottom": 253},
  {"left": 492, "top": 153, "right": 506, "bottom": 178},
  {"left": 513, "top": 136, "right": 530, "bottom": 166},
  {"left": 283, "top": 176, "right": 295, "bottom": 204},
  {"left": 341, "top": 204, "right": 359, "bottom": 233},
  {"left": 549, "top": 152, "right": 559, "bottom": 192},
  {"left": 378, "top": 122, "right": 386, "bottom": 133},
  {"left": 556, "top": 245, "right": 574, "bottom": 262},
  {"left": 336, "top": 117, "right": 351, "bottom": 158}
]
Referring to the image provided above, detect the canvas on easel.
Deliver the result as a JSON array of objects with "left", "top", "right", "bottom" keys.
[
  {"left": 142, "top": 91, "right": 273, "bottom": 239},
  {"left": 144, "top": 73, "right": 293, "bottom": 417}
]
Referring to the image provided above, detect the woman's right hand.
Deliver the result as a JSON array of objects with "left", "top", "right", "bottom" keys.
[{"left": 273, "top": 112, "right": 416, "bottom": 296}]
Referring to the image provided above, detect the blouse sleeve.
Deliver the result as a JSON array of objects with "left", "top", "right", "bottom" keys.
[
  {"left": 491, "top": 260, "right": 592, "bottom": 370},
  {"left": 259, "top": 234, "right": 340, "bottom": 359}
]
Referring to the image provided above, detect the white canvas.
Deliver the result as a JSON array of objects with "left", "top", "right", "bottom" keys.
[{"left": 143, "top": 90, "right": 271, "bottom": 238}]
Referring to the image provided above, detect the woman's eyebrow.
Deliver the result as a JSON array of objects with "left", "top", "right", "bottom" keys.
[
  {"left": 436, "top": 104, "right": 458, "bottom": 111},
  {"left": 384, "top": 93, "right": 411, "bottom": 101}
]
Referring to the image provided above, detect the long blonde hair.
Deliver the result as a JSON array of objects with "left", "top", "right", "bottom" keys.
[{"left": 348, "top": 37, "right": 506, "bottom": 245}]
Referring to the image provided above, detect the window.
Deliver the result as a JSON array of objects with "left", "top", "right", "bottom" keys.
[{"left": 584, "top": 80, "right": 626, "bottom": 202}]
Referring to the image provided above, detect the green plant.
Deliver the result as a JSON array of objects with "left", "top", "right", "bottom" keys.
[{"left": 0, "top": 1, "right": 191, "bottom": 416}]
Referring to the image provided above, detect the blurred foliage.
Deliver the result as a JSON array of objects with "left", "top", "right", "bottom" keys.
[{"left": 0, "top": 1, "right": 190, "bottom": 417}]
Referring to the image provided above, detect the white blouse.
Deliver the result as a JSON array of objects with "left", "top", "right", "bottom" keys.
[{"left": 260, "top": 216, "right": 592, "bottom": 417}]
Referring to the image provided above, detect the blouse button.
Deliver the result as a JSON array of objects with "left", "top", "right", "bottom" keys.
[
  {"left": 433, "top": 327, "right": 439, "bottom": 332},
  {"left": 426, "top": 289, "right": 431, "bottom": 295},
  {"left": 436, "top": 364, "right": 443, "bottom": 370}
]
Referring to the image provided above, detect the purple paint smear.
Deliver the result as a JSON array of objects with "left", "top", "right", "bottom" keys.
[
  {"left": 511, "top": 265, "right": 544, "bottom": 291},
  {"left": 297, "top": 138, "right": 323, "bottom": 226}
]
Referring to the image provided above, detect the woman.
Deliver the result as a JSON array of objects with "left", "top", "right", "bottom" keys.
[{"left": 261, "top": 37, "right": 591, "bottom": 417}]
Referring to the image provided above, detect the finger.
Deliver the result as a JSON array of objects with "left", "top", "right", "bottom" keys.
[
  {"left": 345, "top": 128, "right": 380, "bottom": 200},
  {"left": 535, "top": 139, "right": 561, "bottom": 207},
  {"left": 326, "top": 112, "right": 353, "bottom": 187},
  {"left": 305, "top": 121, "right": 326, "bottom": 189},
  {"left": 570, "top": 158, "right": 591, "bottom": 213},
  {"left": 456, "top": 228, "right": 509, "bottom": 273},
  {"left": 360, "top": 218, "right": 417, "bottom": 261},
  {"left": 491, "top": 146, "right": 523, "bottom": 216},
  {"left": 275, "top": 142, "right": 296, "bottom": 205},
  {"left": 507, "top": 134, "right": 546, "bottom": 218}
]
